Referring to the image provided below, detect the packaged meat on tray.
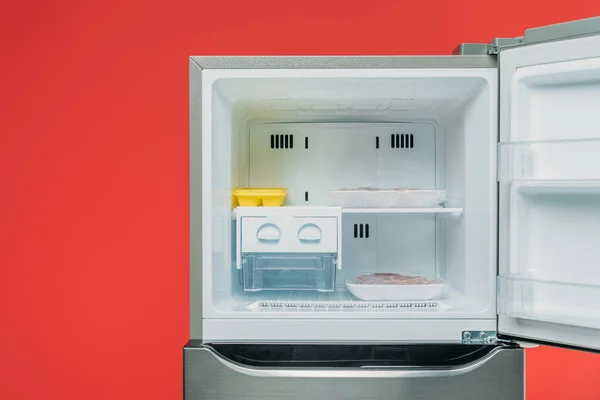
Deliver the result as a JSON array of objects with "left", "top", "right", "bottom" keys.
[
  {"left": 346, "top": 273, "right": 448, "bottom": 301},
  {"left": 356, "top": 273, "right": 441, "bottom": 285},
  {"left": 328, "top": 188, "right": 446, "bottom": 208}
]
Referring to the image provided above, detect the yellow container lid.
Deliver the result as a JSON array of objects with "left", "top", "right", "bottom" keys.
[
  {"left": 233, "top": 188, "right": 287, "bottom": 207},
  {"left": 233, "top": 188, "right": 287, "bottom": 195}
]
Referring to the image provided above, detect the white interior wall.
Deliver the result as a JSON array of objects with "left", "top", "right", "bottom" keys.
[
  {"left": 246, "top": 122, "right": 436, "bottom": 206},
  {"left": 442, "top": 118, "right": 466, "bottom": 294},
  {"left": 447, "top": 85, "right": 496, "bottom": 309},
  {"left": 338, "top": 213, "right": 437, "bottom": 286},
  {"left": 208, "top": 89, "right": 235, "bottom": 307}
]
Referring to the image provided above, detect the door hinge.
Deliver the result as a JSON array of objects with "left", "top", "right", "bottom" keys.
[
  {"left": 455, "top": 17, "right": 600, "bottom": 56},
  {"left": 453, "top": 38, "right": 523, "bottom": 55},
  {"left": 462, "top": 331, "right": 518, "bottom": 347},
  {"left": 461, "top": 330, "right": 498, "bottom": 345}
]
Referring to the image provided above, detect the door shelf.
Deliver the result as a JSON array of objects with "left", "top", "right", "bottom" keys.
[
  {"left": 498, "top": 137, "right": 600, "bottom": 182},
  {"left": 498, "top": 274, "right": 600, "bottom": 330}
]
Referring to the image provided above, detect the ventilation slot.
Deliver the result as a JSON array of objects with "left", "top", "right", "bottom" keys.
[
  {"left": 353, "top": 223, "right": 370, "bottom": 239},
  {"left": 391, "top": 133, "right": 414, "bottom": 149},
  {"left": 270, "top": 134, "right": 294, "bottom": 149}
]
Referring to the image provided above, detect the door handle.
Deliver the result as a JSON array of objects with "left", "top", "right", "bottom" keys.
[
  {"left": 256, "top": 223, "right": 281, "bottom": 242},
  {"left": 202, "top": 346, "right": 505, "bottom": 378},
  {"left": 298, "top": 223, "right": 322, "bottom": 243}
]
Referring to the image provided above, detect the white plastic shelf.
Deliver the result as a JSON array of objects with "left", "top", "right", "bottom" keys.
[
  {"left": 232, "top": 206, "right": 463, "bottom": 218},
  {"left": 342, "top": 207, "right": 463, "bottom": 215}
]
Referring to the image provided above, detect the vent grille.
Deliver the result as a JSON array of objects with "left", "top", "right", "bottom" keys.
[
  {"left": 270, "top": 134, "right": 294, "bottom": 149},
  {"left": 353, "top": 223, "right": 369, "bottom": 239},
  {"left": 391, "top": 133, "right": 414, "bottom": 149}
]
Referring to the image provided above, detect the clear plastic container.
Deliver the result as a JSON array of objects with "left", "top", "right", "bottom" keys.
[
  {"left": 241, "top": 253, "right": 337, "bottom": 292},
  {"left": 329, "top": 188, "right": 446, "bottom": 208}
]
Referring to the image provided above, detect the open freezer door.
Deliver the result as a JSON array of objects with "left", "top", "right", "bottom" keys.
[{"left": 497, "top": 18, "right": 600, "bottom": 351}]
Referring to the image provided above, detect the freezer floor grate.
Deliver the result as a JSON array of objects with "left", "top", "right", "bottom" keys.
[{"left": 247, "top": 300, "right": 446, "bottom": 312}]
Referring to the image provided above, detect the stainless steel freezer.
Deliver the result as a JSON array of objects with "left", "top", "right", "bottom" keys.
[{"left": 188, "top": 16, "right": 600, "bottom": 400}]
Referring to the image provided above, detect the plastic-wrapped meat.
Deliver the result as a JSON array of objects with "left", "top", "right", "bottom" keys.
[
  {"left": 336, "top": 187, "right": 418, "bottom": 191},
  {"left": 356, "top": 273, "right": 439, "bottom": 285},
  {"left": 336, "top": 187, "right": 380, "bottom": 191}
]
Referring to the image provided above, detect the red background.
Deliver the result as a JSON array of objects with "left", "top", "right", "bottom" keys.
[{"left": 2, "top": 1, "right": 600, "bottom": 399}]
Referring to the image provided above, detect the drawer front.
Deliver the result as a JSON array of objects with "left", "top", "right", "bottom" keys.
[
  {"left": 184, "top": 344, "right": 524, "bottom": 400},
  {"left": 241, "top": 217, "right": 338, "bottom": 253}
]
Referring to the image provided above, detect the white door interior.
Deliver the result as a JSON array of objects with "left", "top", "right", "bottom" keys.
[{"left": 497, "top": 32, "right": 600, "bottom": 350}]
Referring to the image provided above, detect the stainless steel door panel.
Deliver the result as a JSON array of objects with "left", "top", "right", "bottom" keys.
[{"left": 184, "top": 345, "right": 524, "bottom": 400}]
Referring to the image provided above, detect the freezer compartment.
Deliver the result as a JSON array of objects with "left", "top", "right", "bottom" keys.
[
  {"left": 498, "top": 138, "right": 600, "bottom": 182},
  {"left": 498, "top": 273, "right": 600, "bottom": 330},
  {"left": 241, "top": 253, "right": 337, "bottom": 292},
  {"left": 202, "top": 68, "right": 498, "bottom": 336}
]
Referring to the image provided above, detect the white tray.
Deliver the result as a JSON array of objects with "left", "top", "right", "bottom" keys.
[
  {"left": 346, "top": 276, "right": 448, "bottom": 301},
  {"left": 329, "top": 188, "right": 446, "bottom": 208}
]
